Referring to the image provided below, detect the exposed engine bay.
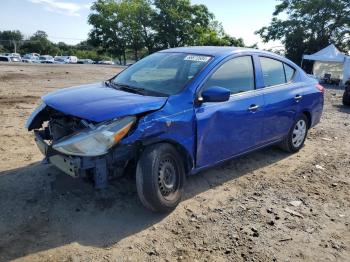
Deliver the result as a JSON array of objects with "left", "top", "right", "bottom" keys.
[
  {"left": 49, "top": 114, "right": 91, "bottom": 141},
  {"left": 27, "top": 105, "right": 138, "bottom": 188},
  {"left": 28, "top": 106, "right": 96, "bottom": 143}
]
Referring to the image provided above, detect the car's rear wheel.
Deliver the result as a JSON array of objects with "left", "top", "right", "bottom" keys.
[
  {"left": 280, "top": 114, "right": 308, "bottom": 153},
  {"left": 136, "top": 143, "right": 185, "bottom": 212}
]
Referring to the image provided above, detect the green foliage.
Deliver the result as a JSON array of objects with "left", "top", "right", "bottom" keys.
[
  {"left": 88, "top": 0, "right": 247, "bottom": 64},
  {"left": 0, "top": 30, "right": 23, "bottom": 53},
  {"left": 152, "top": 0, "right": 213, "bottom": 47},
  {"left": 21, "top": 30, "right": 60, "bottom": 55},
  {"left": 194, "top": 21, "right": 245, "bottom": 46},
  {"left": 256, "top": 0, "right": 350, "bottom": 64},
  {"left": 72, "top": 49, "right": 110, "bottom": 60},
  {"left": 0, "top": 29, "right": 113, "bottom": 61},
  {"left": 88, "top": 0, "right": 126, "bottom": 61},
  {"left": 1, "top": 1, "right": 249, "bottom": 62}
]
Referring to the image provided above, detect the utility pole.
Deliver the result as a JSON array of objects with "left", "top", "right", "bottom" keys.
[{"left": 13, "top": 40, "right": 17, "bottom": 53}]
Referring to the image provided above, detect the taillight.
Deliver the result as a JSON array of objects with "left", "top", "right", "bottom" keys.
[{"left": 316, "top": 83, "right": 325, "bottom": 93}]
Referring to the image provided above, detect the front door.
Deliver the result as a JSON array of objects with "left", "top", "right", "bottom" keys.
[{"left": 195, "top": 56, "right": 265, "bottom": 169}]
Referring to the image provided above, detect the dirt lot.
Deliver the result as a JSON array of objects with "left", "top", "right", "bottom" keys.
[{"left": 0, "top": 63, "right": 349, "bottom": 262}]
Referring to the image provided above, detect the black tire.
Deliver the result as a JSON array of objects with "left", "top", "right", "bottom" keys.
[
  {"left": 279, "top": 114, "right": 309, "bottom": 153},
  {"left": 343, "top": 92, "right": 350, "bottom": 106},
  {"left": 136, "top": 143, "right": 185, "bottom": 213}
]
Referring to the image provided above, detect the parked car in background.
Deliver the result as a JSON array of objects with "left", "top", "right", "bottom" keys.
[
  {"left": 0, "top": 56, "right": 11, "bottom": 62},
  {"left": 54, "top": 56, "right": 78, "bottom": 64},
  {"left": 9, "top": 56, "right": 21, "bottom": 62},
  {"left": 22, "top": 54, "right": 40, "bottom": 63},
  {"left": 26, "top": 46, "right": 324, "bottom": 212},
  {"left": 343, "top": 80, "right": 350, "bottom": 106},
  {"left": 66, "top": 56, "right": 78, "bottom": 63},
  {"left": 29, "top": 53, "right": 40, "bottom": 58},
  {"left": 54, "top": 56, "right": 67, "bottom": 64},
  {"left": 97, "top": 60, "right": 115, "bottom": 65},
  {"left": 3, "top": 53, "right": 21, "bottom": 59},
  {"left": 77, "top": 59, "right": 94, "bottom": 64},
  {"left": 0, "top": 56, "right": 21, "bottom": 62},
  {"left": 39, "top": 55, "right": 55, "bottom": 63}
]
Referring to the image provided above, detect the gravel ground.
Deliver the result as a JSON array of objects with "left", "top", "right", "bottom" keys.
[{"left": 0, "top": 63, "right": 349, "bottom": 262}]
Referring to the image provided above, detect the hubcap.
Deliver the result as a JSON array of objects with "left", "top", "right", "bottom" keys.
[
  {"left": 158, "top": 157, "right": 178, "bottom": 199},
  {"left": 292, "top": 119, "right": 307, "bottom": 148}
]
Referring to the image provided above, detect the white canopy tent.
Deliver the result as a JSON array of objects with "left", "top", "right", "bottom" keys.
[{"left": 303, "top": 44, "right": 350, "bottom": 85}]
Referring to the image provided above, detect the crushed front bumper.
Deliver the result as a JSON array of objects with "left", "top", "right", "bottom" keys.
[
  {"left": 35, "top": 131, "right": 81, "bottom": 177},
  {"left": 34, "top": 130, "right": 137, "bottom": 188}
]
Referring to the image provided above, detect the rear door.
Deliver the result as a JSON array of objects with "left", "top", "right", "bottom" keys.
[
  {"left": 195, "top": 55, "right": 265, "bottom": 168},
  {"left": 259, "top": 56, "right": 303, "bottom": 143}
]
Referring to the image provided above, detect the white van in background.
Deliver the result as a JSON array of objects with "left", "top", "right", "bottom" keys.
[{"left": 66, "top": 56, "right": 78, "bottom": 63}]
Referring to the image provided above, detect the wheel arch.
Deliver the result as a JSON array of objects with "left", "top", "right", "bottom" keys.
[
  {"left": 141, "top": 138, "right": 194, "bottom": 175},
  {"left": 301, "top": 110, "right": 312, "bottom": 128}
]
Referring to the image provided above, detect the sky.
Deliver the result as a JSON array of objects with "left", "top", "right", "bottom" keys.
[{"left": 0, "top": 0, "right": 283, "bottom": 49}]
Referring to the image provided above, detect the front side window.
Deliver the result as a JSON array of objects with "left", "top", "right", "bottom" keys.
[
  {"left": 203, "top": 56, "right": 255, "bottom": 94},
  {"left": 112, "top": 52, "right": 211, "bottom": 96},
  {"left": 260, "top": 57, "right": 286, "bottom": 87}
]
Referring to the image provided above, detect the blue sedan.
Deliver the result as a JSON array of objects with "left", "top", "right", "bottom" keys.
[{"left": 26, "top": 46, "right": 324, "bottom": 212}]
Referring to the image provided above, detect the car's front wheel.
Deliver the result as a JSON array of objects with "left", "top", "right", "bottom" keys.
[
  {"left": 280, "top": 114, "right": 308, "bottom": 153},
  {"left": 136, "top": 143, "right": 185, "bottom": 212}
]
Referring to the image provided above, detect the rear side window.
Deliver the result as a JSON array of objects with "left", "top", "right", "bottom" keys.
[
  {"left": 260, "top": 57, "right": 296, "bottom": 87},
  {"left": 284, "top": 63, "right": 295, "bottom": 82},
  {"left": 260, "top": 57, "right": 285, "bottom": 86},
  {"left": 204, "top": 56, "right": 255, "bottom": 94}
]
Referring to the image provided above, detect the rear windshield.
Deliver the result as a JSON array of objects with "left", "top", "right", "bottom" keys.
[{"left": 111, "top": 52, "right": 212, "bottom": 96}]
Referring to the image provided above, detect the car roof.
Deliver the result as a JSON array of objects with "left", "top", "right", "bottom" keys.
[
  {"left": 160, "top": 46, "right": 259, "bottom": 57},
  {"left": 159, "top": 46, "right": 299, "bottom": 68}
]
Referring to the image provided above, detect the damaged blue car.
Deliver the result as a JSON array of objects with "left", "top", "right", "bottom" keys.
[{"left": 26, "top": 47, "right": 324, "bottom": 212}]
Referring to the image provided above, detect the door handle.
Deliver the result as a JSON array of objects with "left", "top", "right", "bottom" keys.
[
  {"left": 248, "top": 104, "right": 259, "bottom": 112},
  {"left": 294, "top": 95, "right": 303, "bottom": 102}
]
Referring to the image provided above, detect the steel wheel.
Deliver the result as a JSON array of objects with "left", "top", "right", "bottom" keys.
[
  {"left": 136, "top": 143, "right": 185, "bottom": 212},
  {"left": 292, "top": 119, "right": 307, "bottom": 148},
  {"left": 158, "top": 157, "right": 179, "bottom": 201}
]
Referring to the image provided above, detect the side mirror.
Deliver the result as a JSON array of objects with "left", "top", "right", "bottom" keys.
[{"left": 199, "top": 86, "right": 230, "bottom": 103}]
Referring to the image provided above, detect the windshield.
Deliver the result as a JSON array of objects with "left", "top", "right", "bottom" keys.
[{"left": 111, "top": 52, "right": 211, "bottom": 96}]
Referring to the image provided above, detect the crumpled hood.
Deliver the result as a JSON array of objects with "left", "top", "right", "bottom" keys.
[{"left": 42, "top": 82, "right": 167, "bottom": 122}]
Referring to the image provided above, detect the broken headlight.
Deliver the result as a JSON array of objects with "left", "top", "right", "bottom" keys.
[{"left": 52, "top": 116, "right": 136, "bottom": 156}]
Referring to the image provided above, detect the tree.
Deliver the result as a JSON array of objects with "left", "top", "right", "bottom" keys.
[
  {"left": 21, "top": 30, "right": 60, "bottom": 54},
  {"left": 0, "top": 30, "right": 23, "bottom": 53},
  {"left": 256, "top": 0, "right": 350, "bottom": 65},
  {"left": 89, "top": 0, "right": 131, "bottom": 64},
  {"left": 119, "top": 0, "right": 156, "bottom": 59},
  {"left": 88, "top": 0, "right": 249, "bottom": 62},
  {"left": 194, "top": 21, "right": 245, "bottom": 46},
  {"left": 152, "top": 0, "right": 214, "bottom": 48}
]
